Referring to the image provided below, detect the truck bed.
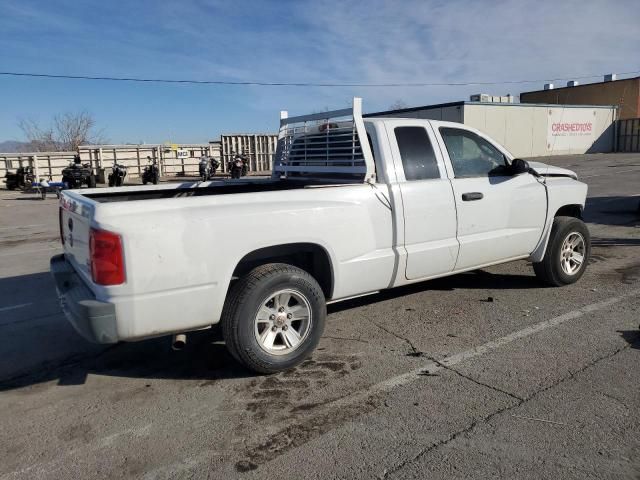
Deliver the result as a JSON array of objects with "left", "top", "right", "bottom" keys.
[{"left": 85, "top": 178, "right": 354, "bottom": 203}]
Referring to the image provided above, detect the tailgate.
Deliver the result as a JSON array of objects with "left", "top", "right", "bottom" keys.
[{"left": 59, "top": 192, "right": 95, "bottom": 279}]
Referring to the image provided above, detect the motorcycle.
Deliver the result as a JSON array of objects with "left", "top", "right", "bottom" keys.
[
  {"left": 4, "top": 165, "right": 35, "bottom": 190},
  {"left": 199, "top": 156, "right": 211, "bottom": 182},
  {"left": 229, "top": 154, "right": 247, "bottom": 179},
  {"left": 142, "top": 156, "right": 160, "bottom": 185},
  {"left": 108, "top": 162, "right": 127, "bottom": 187},
  {"left": 61, "top": 156, "right": 96, "bottom": 189},
  {"left": 209, "top": 157, "right": 220, "bottom": 177}
]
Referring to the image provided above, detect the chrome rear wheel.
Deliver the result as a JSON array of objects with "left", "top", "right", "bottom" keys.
[{"left": 254, "top": 289, "right": 312, "bottom": 355}]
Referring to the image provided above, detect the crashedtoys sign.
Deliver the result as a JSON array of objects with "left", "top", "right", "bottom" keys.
[{"left": 547, "top": 108, "right": 597, "bottom": 151}]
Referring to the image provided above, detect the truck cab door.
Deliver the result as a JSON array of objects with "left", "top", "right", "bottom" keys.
[
  {"left": 385, "top": 120, "right": 459, "bottom": 280},
  {"left": 436, "top": 126, "right": 546, "bottom": 270}
]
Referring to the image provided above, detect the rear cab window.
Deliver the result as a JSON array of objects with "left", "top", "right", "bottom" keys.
[{"left": 394, "top": 126, "right": 440, "bottom": 181}]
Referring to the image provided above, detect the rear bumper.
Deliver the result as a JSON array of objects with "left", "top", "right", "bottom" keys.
[{"left": 50, "top": 254, "right": 119, "bottom": 344}]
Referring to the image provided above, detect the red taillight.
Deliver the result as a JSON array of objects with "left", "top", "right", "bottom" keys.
[
  {"left": 89, "top": 228, "right": 125, "bottom": 285},
  {"left": 59, "top": 208, "right": 65, "bottom": 245}
]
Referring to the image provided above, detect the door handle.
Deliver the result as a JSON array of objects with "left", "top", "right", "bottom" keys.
[{"left": 462, "top": 192, "right": 483, "bottom": 201}]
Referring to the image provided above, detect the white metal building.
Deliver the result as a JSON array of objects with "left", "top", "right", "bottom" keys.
[{"left": 365, "top": 101, "right": 617, "bottom": 158}]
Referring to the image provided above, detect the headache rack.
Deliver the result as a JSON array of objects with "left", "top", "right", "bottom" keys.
[{"left": 273, "top": 97, "right": 376, "bottom": 183}]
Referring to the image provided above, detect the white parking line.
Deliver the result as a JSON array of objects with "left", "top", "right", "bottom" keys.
[
  {"left": 0, "top": 223, "right": 48, "bottom": 230},
  {"left": 582, "top": 168, "right": 640, "bottom": 178},
  {"left": 0, "top": 303, "right": 32, "bottom": 313},
  {"left": 0, "top": 246, "right": 60, "bottom": 257},
  {"left": 4, "top": 288, "right": 638, "bottom": 478},
  {"left": 322, "top": 287, "right": 640, "bottom": 410}
]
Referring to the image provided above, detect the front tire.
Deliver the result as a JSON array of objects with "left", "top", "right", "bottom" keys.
[
  {"left": 221, "top": 263, "right": 326, "bottom": 374},
  {"left": 533, "top": 216, "right": 590, "bottom": 286}
]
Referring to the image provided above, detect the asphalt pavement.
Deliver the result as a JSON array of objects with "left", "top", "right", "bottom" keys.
[{"left": 0, "top": 153, "right": 638, "bottom": 479}]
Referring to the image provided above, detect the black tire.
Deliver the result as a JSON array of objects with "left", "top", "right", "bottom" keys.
[
  {"left": 152, "top": 173, "right": 159, "bottom": 185},
  {"left": 108, "top": 175, "right": 115, "bottom": 187},
  {"left": 533, "top": 216, "right": 590, "bottom": 287},
  {"left": 88, "top": 174, "right": 97, "bottom": 188},
  {"left": 221, "top": 263, "right": 326, "bottom": 374}
]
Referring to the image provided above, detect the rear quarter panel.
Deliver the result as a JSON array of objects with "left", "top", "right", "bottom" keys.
[{"left": 93, "top": 184, "right": 395, "bottom": 340}]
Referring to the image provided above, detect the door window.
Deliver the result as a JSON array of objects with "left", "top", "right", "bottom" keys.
[
  {"left": 394, "top": 127, "right": 440, "bottom": 181},
  {"left": 439, "top": 128, "right": 508, "bottom": 178}
]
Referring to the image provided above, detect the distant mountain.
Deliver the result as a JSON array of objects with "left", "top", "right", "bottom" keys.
[{"left": 0, "top": 140, "right": 31, "bottom": 152}]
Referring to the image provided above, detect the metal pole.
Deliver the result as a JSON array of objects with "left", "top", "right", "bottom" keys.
[{"left": 33, "top": 154, "right": 39, "bottom": 182}]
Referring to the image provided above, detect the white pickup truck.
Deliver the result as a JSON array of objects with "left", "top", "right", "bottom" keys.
[{"left": 51, "top": 98, "right": 590, "bottom": 373}]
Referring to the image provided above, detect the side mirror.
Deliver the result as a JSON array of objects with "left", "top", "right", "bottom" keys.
[{"left": 510, "top": 158, "right": 530, "bottom": 175}]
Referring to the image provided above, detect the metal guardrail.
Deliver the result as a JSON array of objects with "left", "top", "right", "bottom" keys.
[{"left": 1, "top": 137, "right": 278, "bottom": 182}]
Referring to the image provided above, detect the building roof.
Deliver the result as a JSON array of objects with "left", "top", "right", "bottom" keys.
[
  {"left": 365, "top": 100, "right": 616, "bottom": 117},
  {"left": 520, "top": 76, "right": 640, "bottom": 96},
  {"left": 364, "top": 101, "right": 465, "bottom": 117}
]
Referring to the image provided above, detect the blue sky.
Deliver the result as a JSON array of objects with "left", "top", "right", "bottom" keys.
[{"left": 1, "top": 0, "right": 639, "bottom": 144}]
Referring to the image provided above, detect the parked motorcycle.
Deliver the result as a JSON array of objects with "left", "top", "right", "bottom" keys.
[
  {"left": 142, "top": 156, "right": 160, "bottom": 185},
  {"left": 209, "top": 157, "right": 220, "bottom": 177},
  {"left": 108, "top": 161, "right": 127, "bottom": 187},
  {"left": 61, "top": 155, "right": 96, "bottom": 189},
  {"left": 199, "top": 156, "right": 211, "bottom": 182},
  {"left": 4, "top": 165, "right": 35, "bottom": 190},
  {"left": 228, "top": 153, "right": 247, "bottom": 179}
]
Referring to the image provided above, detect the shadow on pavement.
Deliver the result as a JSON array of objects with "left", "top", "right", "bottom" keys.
[
  {"left": 618, "top": 330, "right": 640, "bottom": 350},
  {"left": 592, "top": 238, "right": 640, "bottom": 247},
  {"left": 0, "top": 268, "right": 543, "bottom": 392},
  {"left": 329, "top": 269, "right": 541, "bottom": 313},
  {"left": 0, "top": 328, "right": 254, "bottom": 392},
  {"left": 585, "top": 196, "right": 640, "bottom": 227}
]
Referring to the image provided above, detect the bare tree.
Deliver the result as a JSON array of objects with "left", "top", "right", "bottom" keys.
[
  {"left": 18, "top": 111, "right": 106, "bottom": 152},
  {"left": 17, "top": 118, "right": 57, "bottom": 152},
  {"left": 388, "top": 99, "right": 409, "bottom": 110}
]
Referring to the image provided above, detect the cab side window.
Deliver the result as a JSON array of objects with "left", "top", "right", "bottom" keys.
[
  {"left": 394, "top": 127, "right": 440, "bottom": 181},
  {"left": 439, "top": 128, "right": 508, "bottom": 178}
]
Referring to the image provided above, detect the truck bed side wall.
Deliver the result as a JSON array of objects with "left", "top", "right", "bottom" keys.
[{"left": 93, "top": 185, "right": 395, "bottom": 340}]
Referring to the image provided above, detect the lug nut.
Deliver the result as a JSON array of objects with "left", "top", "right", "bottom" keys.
[
  {"left": 279, "top": 307, "right": 285, "bottom": 312},
  {"left": 282, "top": 325, "right": 288, "bottom": 331},
  {"left": 269, "top": 314, "right": 275, "bottom": 320},
  {"left": 271, "top": 326, "right": 277, "bottom": 332},
  {"left": 287, "top": 313, "right": 292, "bottom": 319}
]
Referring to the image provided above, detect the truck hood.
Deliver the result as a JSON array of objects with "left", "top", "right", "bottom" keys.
[{"left": 527, "top": 161, "right": 578, "bottom": 180}]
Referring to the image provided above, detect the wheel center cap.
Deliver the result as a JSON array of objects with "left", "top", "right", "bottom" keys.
[{"left": 275, "top": 313, "right": 287, "bottom": 327}]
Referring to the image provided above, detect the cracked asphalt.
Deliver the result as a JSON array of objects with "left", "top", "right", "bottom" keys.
[{"left": 1, "top": 153, "right": 639, "bottom": 479}]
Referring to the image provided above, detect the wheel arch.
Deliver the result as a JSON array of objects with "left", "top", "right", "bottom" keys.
[
  {"left": 232, "top": 242, "right": 335, "bottom": 299},
  {"left": 530, "top": 203, "right": 585, "bottom": 263},
  {"left": 554, "top": 204, "right": 583, "bottom": 219}
]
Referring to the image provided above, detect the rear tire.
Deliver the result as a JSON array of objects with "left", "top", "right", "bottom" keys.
[
  {"left": 221, "top": 263, "right": 326, "bottom": 374},
  {"left": 533, "top": 216, "right": 590, "bottom": 286}
]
